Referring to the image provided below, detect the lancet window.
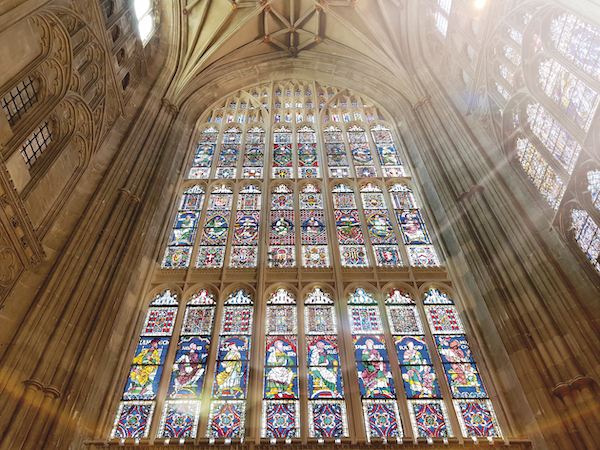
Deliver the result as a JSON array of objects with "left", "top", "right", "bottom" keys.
[{"left": 1, "top": 75, "right": 38, "bottom": 127}]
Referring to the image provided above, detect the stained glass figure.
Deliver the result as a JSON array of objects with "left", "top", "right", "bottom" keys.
[
  {"left": 304, "top": 288, "right": 349, "bottom": 438},
  {"left": 269, "top": 184, "right": 296, "bottom": 267},
  {"left": 229, "top": 185, "right": 261, "bottom": 268},
  {"left": 347, "top": 125, "right": 377, "bottom": 177},
  {"left": 243, "top": 127, "right": 265, "bottom": 179},
  {"left": 272, "top": 126, "right": 293, "bottom": 178},
  {"left": 424, "top": 288, "right": 500, "bottom": 437},
  {"left": 360, "top": 183, "right": 402, "bottom": 267},
  {"left": 515, "top": 137, "right": 566, "bottom": 209},
  {"left": 390, "top": 184, "right": 440, "bottom": 267},
  {"left": 189, "top": 127, "right": 218, "bottom": 179},
  {"left": 162, "top": 186, "right": 205, "bottom": 268},
  {"left": 262, "top": 289, "right": 300, "bottom": 438},
  {"left": 537, "top": 59, "right": 599, "bottom": 131},
  {"left": 370, "top": 124, "right": 405, "bottom": 177},
  {"left": 216, "top": 128, "right": 241, "bottom": 179},
  {"left": 112, "top": 291, "right": 178, "bottom": 437},
  {"left": 526, "top": 103, "right": 582, "bottom": 174},
  {"left": 165, "top": 289, "right": 215, "bottom": 438},
  {"left": 347, "top": 288, "right": 400, "bottom": 437}
]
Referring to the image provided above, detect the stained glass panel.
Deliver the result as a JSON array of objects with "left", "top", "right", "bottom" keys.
[
  {"left": 308, "top": 401, "right": 348, "bottom": 438},
  {"left": 571, "top": 209, "right": 600, "bottom": 274},
  {"left": 189, "top": 127, "right": 218, "bottom": 179},
  {"left": 158, "top": 400, "right": 201, "bottom": 438},
  {"left": 111, "top": 401, "right": 155, "bottom": 439},
  {"left": 408, "top": 400, "right": 452, "bottom": 438},
  {"left": 206, "top": 401, "right": 246, "bottom": 438},
  {"left": 370, "top": 124, "right": 405, "bottom": 177},
  {"left": 362, "top": 400, "right": 402, "bottom": 440},
  {"left": 262, "top": 401, "right": 300, "bottom": 438}
]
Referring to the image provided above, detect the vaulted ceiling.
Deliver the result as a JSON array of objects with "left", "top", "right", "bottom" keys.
[{"left": 165, "top": 0, "right": 415, "bottom": 105}]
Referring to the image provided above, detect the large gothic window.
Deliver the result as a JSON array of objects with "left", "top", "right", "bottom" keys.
[
  {"left": 111, "top": 81, "right": 503, "bottom": 443},
  {"left": 474, "top": 7, "right": 600, "bottom": 276}
]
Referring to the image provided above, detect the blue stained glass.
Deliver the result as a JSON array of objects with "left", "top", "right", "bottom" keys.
[
  {"left": 263, "top": 401, "right": 300, "bottom": 437},
  {"left": 112, "top": 402, "right": 155, "bottom": 438},
  {"left": 455, "top": 400, "right": 500, "bottom": 437},
  {"left": 353, "top": 335, "right": 389, "bottom": 361},
  {"left": 409, "top": 401, "right": 450, "bottom": 438},
  {"left": 363, "top": 400, "right": 402, "bottom": 439},
  {"left": 401, "top": 365, "right": 441, "bottom": 398},
  {"left": 207, "top": 401, "right": 245, "bottom": 438},
  {"left": 159, "top": 401, "right": 201, "bottom": 438},
  {"left": 366, "top": 210, "right": 396, "bottom": 244},
  {"left": 443, "top": 363, "right": 487, "bottom": 398},
  {"left": 169, "top": 337, "right": 211, "bottom": 398},
  {"left": 396, "top": 210, "right": 431, "bottom": 245},
  {"left": 309, "top": 402, "right": 347, "bottom": 438}
]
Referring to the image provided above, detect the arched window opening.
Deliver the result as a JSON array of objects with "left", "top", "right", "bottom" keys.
[
  {"left": 230, "top": 184, "right": 261, "bottom": 268},
  {"left": 269, "top": 184, "right": 295, "bottom": 268},
  {"left": 207, "top": 289, "right": 254, "bottom": 439},
  {"left": 111, "top": 290, "right": 178, "bottom": 439},
  {"left": 1, "top": 76, "right": 39, "bottom": 127},
  {"left": 300, "top": 184, "right": 329, "bottom": 268},
  {"left": 332, "top": 184, "right": 369, "bottom": 267},
  {"left": 19, "top": 120, "right": 53, "bottom": 168},
  {"left": 197, "top": 185, "right": 234, "bottom": 269}
]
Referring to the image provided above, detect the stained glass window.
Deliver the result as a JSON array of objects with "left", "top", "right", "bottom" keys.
[
  {"left": 390, "top": 184, "right": 440, "bottom": 267},
  {"left": 269, "top": 184, "right": 295, "bottom": 267},
  {"left": 305, "top": 288, "right": 348, "bottom": 439},
  {"left": 370, "top": 124, "right": 406, "bottom": 177},
  {"left": 297, "top": 126, "right": 319, "bottom": 178},
  {"left": 348, "top": 288, "right": 402, "bottom": 441},
  {"left": 515, "top": 138, "right": 566, "bottom": 209},
  {"left": 111, "top": 291, "right": 178, "bottom": 439},
  {"left": 242, "top": 127, "right": 265, "bottom": 179},
  {"left": 189, "top": 127, "right": 218, "bottom": 179},
  {"left": 162, "top": 186, "right": 205, "bottom": 268},
  {"left": 537, "top": 59, "right": 599, "bottom": 131},
  {"left": 324, "top": 125, "right": 350, "bottom": 178},
  {"left": 159, "top": 290, "right": 216, "bottom": 438},
  {"left": 216, "top": 128, "right": 241, "bottom": 179},
  {"left": 262, "top": 289, "right": 300, "bottom": 439},
  {"left": 571, "top": 209, "right": 600, "bottom": 274},
  {"left": 550, "top": 13, "right": 600, "bottom": 82},
  {"left": 423, "top": 288, "right": 502, "bottom": 438},
  {"left": 503, "top": 45, "right": 521, "bottom": 66},
  {"left": 208, "top": 290, "right": 254, "bottom": 439},
  {"left": 300, "top": 184, "right": 329, "bottom": 267},
  {"left": 197, "top": 185, "right": 234, "bottom": 268},
  {"left": 385, "top": 289, "right": 453, "bottom": 438},
  {"left": 273, "top": 126, "right": 293, "bottom": 179},
  {"left": 332, "top": 184, "right": 368, "bottom": 267},
  {"left": 230, "top": 184, "right": 261, "bottom": 268},
  {"left": 348, "top": 125, "right": 377, "bottom": 178},
  {"left": 360, "top": 183, "right": 402, "bottom": 267}
]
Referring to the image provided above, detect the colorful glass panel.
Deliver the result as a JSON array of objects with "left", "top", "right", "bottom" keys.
[
  {"left": 189, "top": 127, "right": 218, "bottom": 179},
  {"left": 162, "top": 186, "right": 204, "bottom": 268},
  {"left": 300, "top": 184, "right": 329, "bottom": 267},
  {"left": 272, "top": 126, "right": 293, "bottom": 178},
  {"left": 111, "top": 401, "right": 155, "bottom": 439},
  {"left": 206, "top": 401, "right": 246, "bottom": 438},
  {"left": 347, "top": 125, "right": 377, "bottom": 177},
  {"left": 362, "top": 400, "right": 402, "bottom": 440},
  {"left": 243, "top": 127, "right": 265, "bottom": 179},
  {"left": 571, "top": 209, "right": 600, "bottom": 274},
  {"left": 158, "top": 400, "right": 202, "bottom": 438},
  {"left": 230, "top": 185, "right": 261, "bottom": 268},
  {"left": 370, "top": 124, "right": 405, "bottom": 177},
  {"left": 408, "top": 400, "right": 452, "bottom": 438}
]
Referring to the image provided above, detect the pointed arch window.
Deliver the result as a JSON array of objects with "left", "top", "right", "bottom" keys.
[
  {"left": 360, "top": 183, "right": 403, "bottom": 267},
  {"left": 348, "top": 125, "right": 377, "bottom": 178},
  {"left": 216, "top": 128, "right": 241, "bottom": 179},
  {"left": 207, "top": 290, "right": 254, "bottom": 439},
  {"left": 332, "top": 184, "right": 368, "bottom": 267},
  {"left": 370, "top": 124, "right": 406, "bottom": 177},
  {"left": 262, "top": 289, "right": 300, "bottom": 438},
  {"left": 230, "top": 184, "right": 261, "bottom": 268},
  {"left": 269, "top": 184, "right": 295, "bottom": 267},
  {"left": 297, "top": 126, "right": 319, "bottom": 178},
  {"left": 324, "top": 125, "right": 350, "bottom": 178},
  {"left": 272, "top": 126, "right": 293, "bottom": 178},
  {"left": 423, "top": 288, "right": 501, "bottom": 438},
  {"left": 158, "top": 290, "right": 216, "bottom": 438},
  {"left": 390, "top": 183, "right": 440, "bottom": 267},
  {"left": 385, "top": 289, "right": 452, "bottom": 438},
  {"left": 300, "top": 184, "right": 329, "bottom": 267},
  {"left": 162, "top": 185, "right": 205, "bottom": 268},
  {"left": 305, "top": 288, "right": 348, "bottom": 439},
  {"left": 242, "top": 126, "right": 265, "bottom": 179},
  {"left": 111, "top": 290, "right": 178, "bottom": 439},
  {"left": 197, "top": 185, "right": 234, "bottom": 268},
  {"left": 348, "top": 287, "right": 401, "bottom": 441},
  {"left": 189, "top": 127, "right": 218, "bottom": 179}
]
